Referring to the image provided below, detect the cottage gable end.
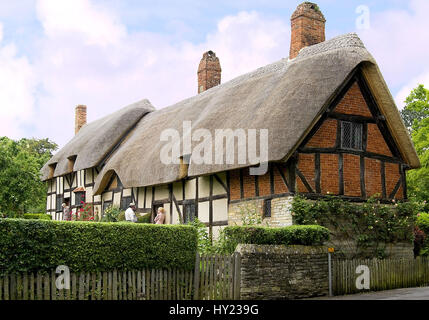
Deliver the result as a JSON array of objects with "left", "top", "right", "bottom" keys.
[{"left": 296, "top": 70, "right": 406, "bottom": 200}]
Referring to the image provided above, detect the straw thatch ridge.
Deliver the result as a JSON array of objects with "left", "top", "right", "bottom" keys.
[
  {"left": 40, "top": 99, "right": 155, "bottom": 181},
  {"left": 89, "top": 33, "right": 419, "bottom": 194}
]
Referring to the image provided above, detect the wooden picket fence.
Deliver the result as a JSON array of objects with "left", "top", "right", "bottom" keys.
[
  {"left": 0, "top": 253, "right": 241, "bottom": 300},
  {"left": 332, "top": 257, "right": 429, "bottom": 295},
  {"left": 195, "top": 253, "right": 241, "bottom": 300}
]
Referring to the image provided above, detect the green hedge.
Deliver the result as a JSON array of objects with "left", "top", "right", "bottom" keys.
[
  {"left": 221, "top": 225, "right": 329, "bottom": 253},
  {"left": 23, "top": 213, "right": 52, "bottom": 220},
  {"left": 0, "top": 219, "right": 197, "bottom": 275}
]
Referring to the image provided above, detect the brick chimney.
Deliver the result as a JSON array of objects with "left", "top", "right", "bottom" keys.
[
  {"left": 197, "top": 50, "right": 221, "bottom": 94},
  {"left": 289, "top": 2, "right": 326, "bottom": 59},
  {"left": 75, "top": 105, "right": 87, "bottom": 134}
]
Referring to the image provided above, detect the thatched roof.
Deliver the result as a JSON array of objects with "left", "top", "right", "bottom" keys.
[
  {"left": 40, "top": 99, "right": 155, "bottom": 180},
  {"left": 41, "top": 33, "right": 420, "bottom": 193}
]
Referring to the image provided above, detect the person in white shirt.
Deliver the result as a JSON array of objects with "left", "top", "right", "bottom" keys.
[{"left": 125, "top": 203, "right": 137, "bottom": 222}]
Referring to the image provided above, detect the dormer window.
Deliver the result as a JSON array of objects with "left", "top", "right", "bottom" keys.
[{"left": 340, "top": 121, "right": 363, "bottom": 151}]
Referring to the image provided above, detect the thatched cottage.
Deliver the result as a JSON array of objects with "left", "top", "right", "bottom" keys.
[{"left": 41, "top": 2, "right": 419, "bottom": 241}]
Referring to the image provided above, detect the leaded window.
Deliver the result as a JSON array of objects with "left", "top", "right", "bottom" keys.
[
  {"left": 121, "top": 197, "right": 132, "bottom": 211},
  {"left": 56, "top": 196, "right": 63, "bottom": 212},
  {"left": 341, "top": 121, "right": 363, "bottom": 151},
  {"left": 184, "top": 202, "right": 196, "bottom": 223}
]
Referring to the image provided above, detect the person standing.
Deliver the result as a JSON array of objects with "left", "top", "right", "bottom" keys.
[
  {"left": 62, "top": 199, "right": 71, "bottom": 221},
  {"left": 125, "top": 203, "right": 137, "bottom": 223},
  {"left": 154, "top": 207, "right": 166, "bottom": 224}
]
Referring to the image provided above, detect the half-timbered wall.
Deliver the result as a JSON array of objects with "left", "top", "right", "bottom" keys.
[
  {"left": 46, "top": 168, "right": 100, "bottom": 220},
  {"left": 95, "top": 172, "right": 229, "bottom": 239},
  {"left": 227, "top": 163, "right": 294, "bottom": 227},
  {"left": 297, "top": 74, "right": 407, "bottom": 201},
  {"left": 225, "top": 72, "right": 408, "bottom": 228}
]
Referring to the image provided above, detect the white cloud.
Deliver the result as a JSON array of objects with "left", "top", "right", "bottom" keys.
[
  {"left": 30, "top": 4, "right": 290, "bottom": 147},
  {"left": 0, "top": 22, "right": 37, "bottom": 138},
  {"left": 357, "top": 0, "right": 429, "bottom": 108},
  {"left": 36, "top": 0, "right": 126, "bottom": 46}
]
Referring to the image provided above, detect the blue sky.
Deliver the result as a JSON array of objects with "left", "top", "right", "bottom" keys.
[{"left": 0, "top": 0, "right": 427, "bottom": 147}]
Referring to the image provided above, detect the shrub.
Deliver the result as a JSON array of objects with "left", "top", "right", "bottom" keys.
[
  {"left": 292, "top": 195, "right": 419, "bottom": 245},
  {"left": 0, "top": 219, "right": 197, "bottom": 275},
  {"left": 417, "top": 213, "right": 429, "bottom": 256},
  {"left": 101, "top": 205, "right": 122, "bottom": 222},
  {"left": 137, "top": 213, "right": 151, "bottom": 224},
  {"left": 118, "top": 211, "right": 126, "bottom": 221},
  {"left": 219, "top": 225, "right": 330, "bottom": 253},
  {"left": 23, "top": 213, "right": 52, "bottom": 220},
  {"left": 187, "top": 218, "right": 213, "bottom": 254}
]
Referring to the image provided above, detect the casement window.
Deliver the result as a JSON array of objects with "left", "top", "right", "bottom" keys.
[
  {"left": 56, "top": 196, "right": 63, "bottom": 212},
  {"left": 102, "top": 201, "right": 112, "bottom": 215},
  {"left": 263, "top": 199, "right": 272, "bottom": 218},
  {"left": 75, "top": 191, "right": 85, "bottom": 206},
  {"left": 121, "top": 196, "right": 132, "bottom": 211},
  {"left": 340, "top": 121, "right": 363, "bottom": 151},
  {"left": 183, "top": 202, "right": 196, "bottom": 223}
]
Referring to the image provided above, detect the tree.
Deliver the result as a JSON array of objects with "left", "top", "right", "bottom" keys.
[
  {"left": 0, "top": 137, "right": 58, "bottom": 216},
  {"left": 400, "top": 85, "right": 429, "bottom": 201},
  {"left": 400, "top": 85, "right": 429, "bottom": 132}
]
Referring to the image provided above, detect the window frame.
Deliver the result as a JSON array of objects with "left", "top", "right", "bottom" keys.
[
  {"left": 183, "top": 201, "right": 197, "bottom": 223},
  {"left": 263, "top": 199, "right": 272, "bottom": 218},
  {"left": 56, "top": 195, "right": 63, "bottom": 213},
  {"left": 340, "top": 121, "right": 363, "bottom": 151},
  {"left": 121, "top": 196, "right": 132, "bottom": 211},
  {"left": 74, "top": 191, "right": 85, "bottom": 207}
]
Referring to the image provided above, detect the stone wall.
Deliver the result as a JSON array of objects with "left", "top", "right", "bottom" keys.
[
  {"left": 236, "top": 244, "right": 328, "bottom": 300},
  {"left": 228, "top": 196, "right": 293, "bottom": 227}
]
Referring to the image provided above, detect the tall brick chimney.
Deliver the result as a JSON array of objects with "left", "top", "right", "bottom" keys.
[
  {"left": 75, "top": 105, "right": 87, "bottom": 134},
  {"left": 197, "top": 50, "right": 221, "bottom": 94},
  {"left": 289, "top": 2, "right": 326, "bottom": 59}
]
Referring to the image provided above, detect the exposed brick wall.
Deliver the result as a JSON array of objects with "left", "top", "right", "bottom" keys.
[
  {"left": 258, "top": 171, "right": 271, "bottom": 197},
  {"left": 306, "top": 119, "right": 337, "bottom": 148},
  {"left": 297, "top": 153, "right": 315, "bottom": 193},
  {"left": 242, "top": 171, "right": 256, "bottom": 199},
  {"left": 367, "top": 123, "right": 393, "bottom": 157},
  {"left": 385, "top": 162, "right": 401, "bottom": 198},
  {"left": 365, "top": 158, "right": 382, "bottom": 198},
  {"left": 343, "top": 154, "right": 361, "bottom": 197},
  {"left": 226, "top": 79, "right": 406, "bottom": 203},
  {"left": 334, "top": 82, "right": 372, "bottom": 117},
  {"left": 273, "top": 166, "right": 289, "bottom": 194},
  {"left": 289, "top": 2, "right": 326, "bottom": 59},
  {"left": 229, "top": 170, "right": 241, "bottom": 200},
  {"left": 320, "top": 154, "right": 338, "bottom": 194}
]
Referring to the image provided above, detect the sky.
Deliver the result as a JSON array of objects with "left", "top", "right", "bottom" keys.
[{"left": 0, "top": 0, "right": 428, "bottom": 148}]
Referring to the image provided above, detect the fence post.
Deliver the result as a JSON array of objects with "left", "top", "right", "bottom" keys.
[
  {"left": 328, "top": 250, "right": 333, "bottom": 297},
  {"left": 193, "top": 253, "right": 200, "bottom": 300},
  {"left": 233, "top": 252, "right": 241, "bottom": 300}
]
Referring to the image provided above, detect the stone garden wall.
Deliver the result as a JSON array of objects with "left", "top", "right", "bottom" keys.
[{"left": 236, "top": 244, "right": 328, "bottom": 300}]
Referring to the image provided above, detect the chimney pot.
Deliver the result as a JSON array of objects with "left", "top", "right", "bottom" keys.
[
  {"left": 289, "top": 2, "right": 326, "bottom": 59},
  {"left": 75, "top": 105, "right": 87, "bottom": 134},
  {"left": 197, "top": 51, "right": 221, "bottom": 94}
]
